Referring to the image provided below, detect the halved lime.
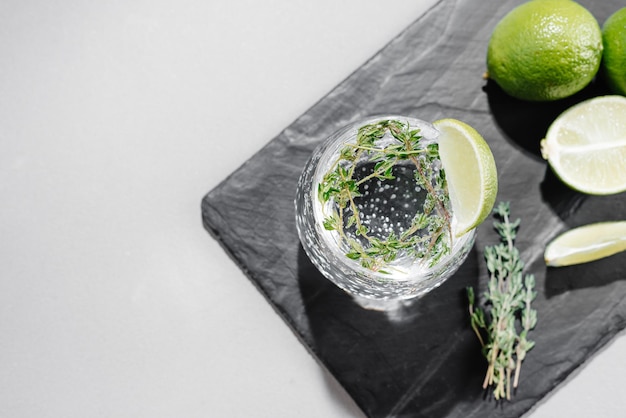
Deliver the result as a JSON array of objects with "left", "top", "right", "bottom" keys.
[
  {"left": 434, "top": 119, "right": 498, "bottom": 237},
  {"left": 540, "top": 95, "right": 626, "bottom": 195},
  {"left": 545, "top": 221, "right": 626, "bottom": 267}
]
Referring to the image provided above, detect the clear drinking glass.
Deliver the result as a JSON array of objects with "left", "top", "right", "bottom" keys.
[{"left": 295, "top": 115, "right": 476, "bottom": 304}]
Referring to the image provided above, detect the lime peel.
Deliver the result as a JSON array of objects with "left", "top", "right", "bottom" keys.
[{"left": 545, "top": 221, "right": 626, "bottom": 267}]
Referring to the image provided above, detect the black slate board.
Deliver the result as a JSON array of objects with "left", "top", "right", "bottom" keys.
[{"left": 201, "top": 0, "right": 626, "bottom": 417}]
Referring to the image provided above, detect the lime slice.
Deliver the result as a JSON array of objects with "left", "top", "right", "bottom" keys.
[
  {"left": 434, "top": 118, "right": 498, "bottom": 237},
  {"left": 540, "top": 95, "right": 626, "bottom": 195},
  {"left": 544, "top": 221, "right": 626, "bottom": 267}
]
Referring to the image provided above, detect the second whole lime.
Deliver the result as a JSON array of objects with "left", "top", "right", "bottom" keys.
[
  {"left": 602, "top": 8, "right": 626, "bottom": 96},
  {"left": 486, "top": 0, "right": 603, "bottom": 102}
]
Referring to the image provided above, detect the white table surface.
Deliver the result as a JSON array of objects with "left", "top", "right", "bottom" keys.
[{"left": 2, "top": 0, "right": 626, "bottom": 416}]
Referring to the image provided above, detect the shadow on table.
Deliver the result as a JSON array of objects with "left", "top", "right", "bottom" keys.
[
  {"left": 539, "top": 167, "right": 587, "bottom": 221},
  {"left": 483, "top": 76, "right": 620, "bottom": 225},
  {"left": 483, "top": 78, "right": 611, "bottom": 160},
  {"left": 296, "top": 244, "right": 502, "bottom": 417},
  {"left": 545, "top": 253, "right": 626, "bottom": 299}
]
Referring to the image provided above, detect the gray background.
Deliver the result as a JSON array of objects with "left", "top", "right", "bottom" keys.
[{"left": 1, "top": 0, "right": 625, "bottom": 416}]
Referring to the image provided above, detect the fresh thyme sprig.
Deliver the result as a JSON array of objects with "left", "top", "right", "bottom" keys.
[
  {"left": 317, "top": 119, "right": 452, "bottom": 273},
  {"left": 468, "top": 201, "right": 537, "bottom": 401}
]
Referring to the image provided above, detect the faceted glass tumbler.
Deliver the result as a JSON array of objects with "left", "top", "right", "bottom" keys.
[{"left": 295, "top": 115, "right": 476, "bottom": 302}]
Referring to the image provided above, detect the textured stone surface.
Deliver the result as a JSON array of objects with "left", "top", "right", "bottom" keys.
[{"left": 202, "top": 0, "right": 626, "bottom": 416}]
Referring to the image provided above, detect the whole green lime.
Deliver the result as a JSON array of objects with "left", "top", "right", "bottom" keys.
[
  {"left": 602, "top": 8, "right": 626, "bottom": 95},
  {"left": 487, "top": 0, "right": 603, "bottom": 101}
]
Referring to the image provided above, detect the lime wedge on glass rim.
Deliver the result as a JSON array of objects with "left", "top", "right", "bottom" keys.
[
  {"left": 545, "top": 221, "right": 626, "bottom": 267},
  {"left": 434, "top": 118, "right": 498, "bottom": 237},
  {"left": 540, "top": 95, "right": 626, "bottom": 195}
]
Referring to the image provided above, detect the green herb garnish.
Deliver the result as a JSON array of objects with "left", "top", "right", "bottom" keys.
[
  {"left": 317, "top": 119, "right": 452, "bottom": 273},
  {"left": 468, "top": 201, "right": 537, "bottom": 401}
]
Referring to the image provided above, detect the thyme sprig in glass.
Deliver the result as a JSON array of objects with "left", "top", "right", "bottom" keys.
[
  {"left": 317, "top": 119, "right": 452, "bottom": 273},
  {"left": 468, "top": 202, "right": 537, "bottom": 401}
]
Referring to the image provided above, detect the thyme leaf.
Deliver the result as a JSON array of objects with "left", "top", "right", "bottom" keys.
[{"left": 317, "top": 119, "right": 452, "bottom": 272}]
